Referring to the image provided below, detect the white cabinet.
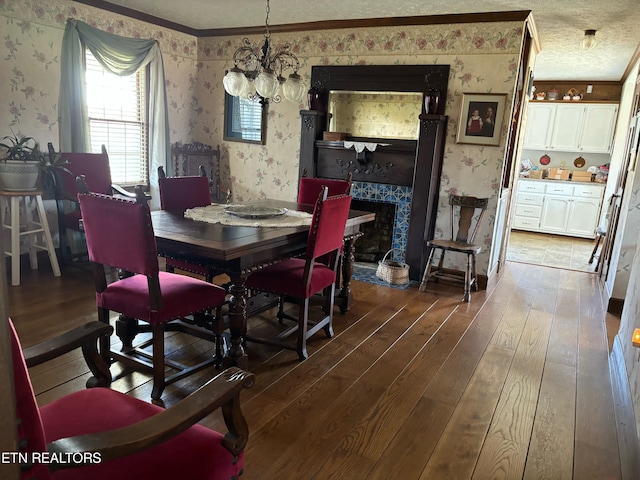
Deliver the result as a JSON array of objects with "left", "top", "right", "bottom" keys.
[
  {"left": 565, "top": 197, "right": 602, "bottom": 236},
  {"left": 523, "top": 103, "right": 555, "bottom": 149},
  {"left": 580, "top": 104, "right": 619, "bottom": 153},
  {"left": 550, "top": 104, "right": 584, "bottom": 151},
  {"left": 523, "top": 103, "right": 618, "bottom": 153},
  {"left": 540, "top": 195, "right": 572, "bottom": 233},
  {"left": 513, "top": 179, "right": 604, "bottom": 238}
]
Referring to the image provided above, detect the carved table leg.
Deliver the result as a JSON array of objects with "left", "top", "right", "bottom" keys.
[
  {"left": 224, "top": 275, "right": 249, "bottom": 370},
  {"left": 336, "top": 233, "right": 362, "bottom": 314}
]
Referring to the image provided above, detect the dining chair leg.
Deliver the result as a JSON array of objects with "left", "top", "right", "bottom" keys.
[
  {"left": 322, "top": 285, "right": 335, "bottom": 338},
  {"left": 151, "top": 323, "right": 166, "bottom": 402},
  {"left": 437, "top": 249, "right": 446, "bottom": 272},
  {"left": 463, "top": 253, "right": 472, "bottom": 302},
  {"left": 296, "top": 300, "right": 310, "bottom": 360},
  {"left": 472, "top": 253, "right": 478, "bottom": 291}
]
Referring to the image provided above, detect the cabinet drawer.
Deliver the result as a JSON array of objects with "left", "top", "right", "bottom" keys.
[
  {"left": 517, "top": 181, "right": 546, "bottom": 194},
  {"left": 516, "top": 192, "right": 544, "bottom": 206},
  {"left": 545, "top": 183, "right": 574, "bottom": 196},
  {"left": 515, "top": 204, "right": 542, "bottom": 218},
  {"left": 513, "top": 216, "right": 539, "bottom": 230},
  {"left": 572, "top": 184, "right": 604, "bottom": 198}
]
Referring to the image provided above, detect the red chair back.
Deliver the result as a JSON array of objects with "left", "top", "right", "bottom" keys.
[
  {"left": 57, "top": 151, "right": 113, "bottom": 198},
  {"left": 159, "top": 175, "right": 211, "bottom": 211},
  {"left": 307, "top": 191, "right": 352, "bottom": 260},
  {"left": 78, "top": 193, "right": 159, "bottom": 277},
  {"left": 298, "top": 177, "right": 351, "bottom": 205},
  {"left": 8, "top": 319, "right": 52, "bottom": 480}
]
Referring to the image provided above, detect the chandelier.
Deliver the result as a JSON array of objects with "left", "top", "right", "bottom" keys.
[{"left": 222, "top": 0, "right": 305, "bottom": 103}]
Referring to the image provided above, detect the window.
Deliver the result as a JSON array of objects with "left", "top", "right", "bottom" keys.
[
  {"left": 223, "top": 92, "right": 266, "bottom": 144},
  {"left": 85, "top": 50, "right": 149, "bottom": 185}
]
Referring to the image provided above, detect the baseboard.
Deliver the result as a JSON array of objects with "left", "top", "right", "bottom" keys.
[
  {"left": 609, "top": 336, "right": 640, "bottom": 479},
  {"left": 609, "top": 297, "right": 625, "bottom": 315}
]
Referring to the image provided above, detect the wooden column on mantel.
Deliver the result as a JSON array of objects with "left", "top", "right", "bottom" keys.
[{"left": 298, "top": 110, "right": 326, "bottom": 179}]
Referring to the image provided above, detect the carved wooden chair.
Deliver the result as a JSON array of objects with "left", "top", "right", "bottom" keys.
[
  {"left": 172, "top": 141, "right": 225, "bottom": 202},
  {"left": 158, "top": 165, "right": 224, "bottom": 283},
  {"left": 8, "top": 318, "right": 253, "bottom": 480},
  {"left": 47, "top": 143, "right": 140, "bottom": 265},
  {"left": 419, "top": 194, "right": 489, "bottom": 302},
  {"left": 76, "top": 178, "right": 228, "bottom": 401},
  {"left": 245, "top": 187, "right": 352, "bottom": 359}
]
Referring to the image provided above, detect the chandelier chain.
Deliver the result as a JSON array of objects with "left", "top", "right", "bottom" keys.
[{"left": 264, "top": 0, "right": 271, "bottom": 40}]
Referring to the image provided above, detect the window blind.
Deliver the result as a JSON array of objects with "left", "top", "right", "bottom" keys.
[{"left": 85, "top": 50, "right": 148, "bottom": 185}]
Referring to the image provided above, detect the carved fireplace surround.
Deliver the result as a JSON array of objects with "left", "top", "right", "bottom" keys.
[{"left": 298, "top": 65, "right": 450, "bottom": 281}]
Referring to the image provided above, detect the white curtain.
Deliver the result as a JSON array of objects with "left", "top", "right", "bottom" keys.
[{"left": 59, "top": 19, "right": 169, "bottom": 209}]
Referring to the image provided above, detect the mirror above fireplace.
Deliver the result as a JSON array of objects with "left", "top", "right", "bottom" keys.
[{"left": 327, "top": 90, "right": 423, "bottom": 140}]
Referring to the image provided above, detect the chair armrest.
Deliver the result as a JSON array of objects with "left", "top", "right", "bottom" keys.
[
  {"left": 47, "top": 367, "right": 255, "bottom": 470},
  {"left": 23, "top": 321, "right": 113, "bottom": 387}
]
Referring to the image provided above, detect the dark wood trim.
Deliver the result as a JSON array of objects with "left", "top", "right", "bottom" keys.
[
  {"left": 201, "top": 11, "right": 532, "bottom": 38},
  {"left": 72, "top": 2, "right": 530, "bottom": 38},
  {"left": 608, "top": 296, "right": 625, "bottom": 315}
]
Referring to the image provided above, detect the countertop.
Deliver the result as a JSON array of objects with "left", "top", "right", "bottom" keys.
[{"left": 518, "top": 177, "right": 605, "bottom": 187}]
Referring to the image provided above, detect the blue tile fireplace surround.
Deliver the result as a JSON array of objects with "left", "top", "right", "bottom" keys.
[{"left": 350, "top": 181, "right": 412, "bottom": 263}]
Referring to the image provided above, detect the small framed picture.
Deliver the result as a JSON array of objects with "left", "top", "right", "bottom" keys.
[{"left": 456, "top": 93, "right": 507, "bottom": 146}]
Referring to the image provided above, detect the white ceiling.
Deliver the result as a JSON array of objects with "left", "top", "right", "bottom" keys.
[{"left": 102, "top": 0, "right": 640, "bottom": 81}]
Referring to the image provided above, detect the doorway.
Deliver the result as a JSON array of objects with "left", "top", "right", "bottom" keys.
[{"left": 506, "top": 230, "right": 600, "bottom": 273}]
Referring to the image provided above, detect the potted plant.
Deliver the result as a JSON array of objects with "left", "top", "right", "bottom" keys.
[{"left": 0, "top": 132, "right": 68, "bottom": 192}]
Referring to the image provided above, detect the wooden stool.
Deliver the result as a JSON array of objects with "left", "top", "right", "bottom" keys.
[{"left": 0, "top": 189, "right": 61, "bottom": 286}]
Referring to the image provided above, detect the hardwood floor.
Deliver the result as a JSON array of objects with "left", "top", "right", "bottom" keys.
[{"left": 7, "top": 258, "right": 638, "bottom": 479}]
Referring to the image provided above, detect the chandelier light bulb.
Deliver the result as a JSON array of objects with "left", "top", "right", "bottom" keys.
[
  {"left": 255, "top": 69, "right": 279, "bottom": 99},
  {"left": 282, "top": 72, "right": 306, "bottom": 103},
  {"left": 223, "top": 68, "right": 249, "bottom": 97}
]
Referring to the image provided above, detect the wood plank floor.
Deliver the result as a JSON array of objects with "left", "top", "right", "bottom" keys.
[{"left": 7, "top": 258, "right": 638, "bottom": 480}]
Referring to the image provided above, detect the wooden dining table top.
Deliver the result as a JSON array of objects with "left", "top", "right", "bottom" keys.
[{"left": 150, "top": 198, "right": 375, "bottom": 274}]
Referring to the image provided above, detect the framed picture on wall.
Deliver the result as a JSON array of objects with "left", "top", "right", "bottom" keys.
[{"left": 456, "top": 93, "right": 507, "bottom": 146}]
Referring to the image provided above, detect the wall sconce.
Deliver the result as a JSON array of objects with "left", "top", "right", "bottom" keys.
[
  {"left": 632, "top": 328, "right": 640, "bottom": 347},
  {"left": 582, "top": 30, "right": 597, "bottom": 51}
]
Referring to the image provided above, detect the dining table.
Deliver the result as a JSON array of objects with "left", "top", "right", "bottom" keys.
[{"left": 150, "top": 198, "right": 375, "bottom": 369}]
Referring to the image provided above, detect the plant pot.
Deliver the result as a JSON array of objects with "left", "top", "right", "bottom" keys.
[{"left": 0, "top": 160, "right": 39, "bottom": 191}]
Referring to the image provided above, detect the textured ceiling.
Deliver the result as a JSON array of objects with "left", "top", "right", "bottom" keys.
[{"left": 102, "top": 0, "right": 640, "bottom": 81}]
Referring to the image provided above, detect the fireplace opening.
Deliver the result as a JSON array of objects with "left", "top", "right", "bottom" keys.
[{"left": 351, "top": 199, "right": 395, "bottom": 263}]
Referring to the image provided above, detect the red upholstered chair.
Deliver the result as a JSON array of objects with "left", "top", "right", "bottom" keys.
[
  {"left": 297, "top": 172, "right": 352, "bottom": 205},
  {"left": 76, "top": 179, "right": 228, "bottom": 401},
  {"left": 8, "top": 318, "right": 253, "bottom": 480},
  {"left": 245, "top": 186, "right": 352, "bottom": 359},
  {"left": 158, "top": 166, "right": 222, "bottom": 283},
  {"left": 47, "top": 143, "right": 139, "bottom": 265}
]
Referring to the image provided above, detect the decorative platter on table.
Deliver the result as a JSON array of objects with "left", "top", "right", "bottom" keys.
[{"left": 223, "top": 205, "right": 287, "bottom": 219}]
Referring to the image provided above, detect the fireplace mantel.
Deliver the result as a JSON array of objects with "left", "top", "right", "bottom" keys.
[{"left": 298, "top": 64, "right": 450, "bottom": 281}]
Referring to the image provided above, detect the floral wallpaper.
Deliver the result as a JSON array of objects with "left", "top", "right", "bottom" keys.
[
  {"left": 1, "top": 0, "right": 522, "bottom": 278},
  {"left": 328, "top": 91, "right": 423, "bottom": 139}
]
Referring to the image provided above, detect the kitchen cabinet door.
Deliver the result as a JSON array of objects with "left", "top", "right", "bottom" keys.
[
  {"left": 550, "top": 104, "right": 584, "bottom": 151},
  {"left": 579, "top": 104, "right": 618, "bottom": 153},
  {"left": 540, "top": 195, "right": 572, "bottom": 233},
  {"left": 565, "top": 197, "right": 601, "bottom": 238},
  {"left": 523, "top": 103, "right": 555, "bottom": 149}
]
